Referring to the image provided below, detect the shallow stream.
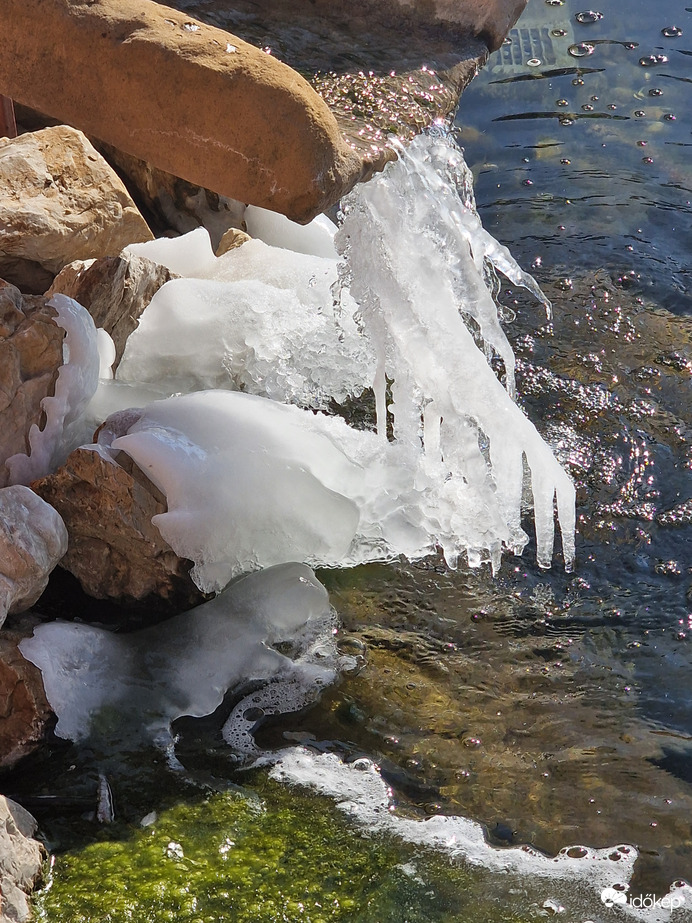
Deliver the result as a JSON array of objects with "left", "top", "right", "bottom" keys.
[{"left": 8, "top": 0, "right": 692, "bottom": 919}]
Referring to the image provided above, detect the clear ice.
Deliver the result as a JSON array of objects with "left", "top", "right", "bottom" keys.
[{"left": 19, "top": 563, "right": 339, "bottom": 753}]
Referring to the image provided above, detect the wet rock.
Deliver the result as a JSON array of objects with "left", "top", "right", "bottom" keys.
[
  {"left": 0, "top": 0, "right": 363, "bottom": 223},
  {"left": 49, "top": 253, "right": 179, "bottom": 369},
  {"left": 0, "top": 282, "right": 64, "bottom": 488},
  {"left": 0, "top": 795, "right": 44, "bottom": 922},
  {"left": 0, "top": 630, "right": 52, "bottom": 771},
  {"left": 31, "top": 445, "right": 202, "bottom": 611},
  {"left": 0, "top": 126, "right": 153, "bottom": 290},
  {"left": 0, "top": 486, "right": 68, "bottom": 628}
]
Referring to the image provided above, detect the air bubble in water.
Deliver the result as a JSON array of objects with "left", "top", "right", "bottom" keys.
[
  {"left": 582, "top": 104, "right": 594, "bottom": 111},
  {"left": 559, "top": 117, "right": 575, "bottom": 126},
  {"left": 649, "top": 88, "right": 663, "bottom": 96},
  {"left": 663, "top": 113, "right": 677, "bottom": 121},
  {"left": 575, "top": 10, "right": 603, "bottom": 23},
  {"left": 568, "top": 43, "right": 595, "bottom": 57},
  {"left": 527, "top": 58, "right": 542, "bottom": 67},
  {"left": 552, "top": 29, "right": 567, "bottom": 36},
  {"left": 556, "top": 99, "right": 569, "bottom": 107},
  {"left": 545, "top": 0, "right": 565, "bottom": 5},
  {"left": 662, "top": 26, "right": 683, "bottom": 37}
]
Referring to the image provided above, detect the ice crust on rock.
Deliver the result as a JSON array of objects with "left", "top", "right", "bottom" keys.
[
  {"left": 0, "top": 485, "right": 68, "bottom": 626},
  {"left": 6, "top": 294, "right": 101, "bottom": 485},
  {"left": 19, "top": 563, "right": 339, "bottom": 750},
  {"left": 116, "top": 131, "right": 574, "bottom": 573},
  {"left": 97, "top": 390, "right": 421, "bottom": 594},
  {"left": 243, "top": 205, "right": 338, "bottom": 258},
  {"left": 117, "top": 273, "right": 374, "bottom": 408}
]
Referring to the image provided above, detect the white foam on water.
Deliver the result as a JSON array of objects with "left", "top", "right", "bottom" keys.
[{"left": 269, "top": 747, "right": 691, "bottom": 922}]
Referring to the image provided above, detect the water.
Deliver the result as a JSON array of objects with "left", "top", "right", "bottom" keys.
[{"left": 14, "top": 0, "right": 692, "bottom": 918}]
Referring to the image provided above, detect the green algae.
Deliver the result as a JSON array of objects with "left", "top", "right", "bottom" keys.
[{"left": 34, "top": 774, "right": 536, "bottom": 923}]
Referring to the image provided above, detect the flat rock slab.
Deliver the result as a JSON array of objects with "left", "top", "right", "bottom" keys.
[
  {"left": 0, "top": 0, "right": 363, "bottom": 223},
  {"left": 0, "top": 125, "right": 153, "bottom": 289}
]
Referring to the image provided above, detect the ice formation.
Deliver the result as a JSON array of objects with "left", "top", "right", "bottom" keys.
[
  {"left": 334, "top": 132, "right": 575, "bottom": 570},
  {"left": 7, "top": 294, "right": 101, "bottom": 485},
  {"left": 116, "top": 131, "right": 575, "bottom": 573},
  {"left": 19, "top": 563, "right": 339, "bottom": 750}
]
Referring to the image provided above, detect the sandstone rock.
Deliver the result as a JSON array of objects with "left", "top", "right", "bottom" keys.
[
  {"left": 0, "top": 795, "right": 44, "bottom": 923},
  {"left": 0, "top": 282, "right": 63, "bottom": 489},
  {"left": 215, "top": 227, "right": 252, "bottom": 257},
  {"left": 49, "top": 253, "right": 179, "bottom": 369},
  {"left": 0, "top": 486, "right": 68, "bottom": 628},
  {"left": 0, "top": 0, "right": 363, "bottom": 223},
  {"left": 31, "top": 445, "right": 203, "bottom": 611},
  {"left": 0, "top": 630, "right": 52, "bottom": 771},
  {"left": 167, "top": 0, "right": 528, "bottom": 172},
  {"left": 0, "top": 126, "right": 154, "bottom": 288}
]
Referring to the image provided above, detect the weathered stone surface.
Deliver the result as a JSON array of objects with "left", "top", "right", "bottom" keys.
[
  {"left": 49, "top": 253, "right": 179, "bottom": 369},
  {"left": 0, "top": 629, "right": 52, "bottom": 772},
  {"left": 31, "top": 445, "right": 203, "bottom": 610},
  {"left": 0, "top": 0, "right": 364, "bottom": 223},
  {"left": 0, "top": 281, "right": 64, "bottom": 489},
  {"left": 216, "top": 227, "right": 252, "bottom": 257},
  {"left": 0, "top": 126, "right": 154, "bottom": 287},
  {"left": 0, "top": 795, "right": 44, "bottom": 922},
  {"left": 0, "top": 486, "right": 68, "bottom": 628}
]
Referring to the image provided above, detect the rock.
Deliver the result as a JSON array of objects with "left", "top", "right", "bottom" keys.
[
  {"left": 49, "top": 253, "right": 179, "bottom": 369},
  {"left": 96, "top": 145, "right": 247, "bottom": 249},
  {"left": 0, "top": 0, "right": 363, "bottom": 224},
  {"left": 0, "top": 281, "right": 64, "bottom": 489},
  {"left": 166, "top": 0, "right": 528, "bottom": 174},
  {"left": 215, "top": 227, "right": 252, "bottom": 257},
  {"left": 31, "top": 444, "right": 203, "bottom": 611},
  {"left": 0, "top": 630, "right": 52, "bottom": 771},
  {"left": 0, "top": 486, "right": 68, "bottom": 628},
  {"left": 0, "top": 795, "right": 45, "bottom": 923},
  {"left": 0, "top": 126, "right": 154, "bottom": 289}
]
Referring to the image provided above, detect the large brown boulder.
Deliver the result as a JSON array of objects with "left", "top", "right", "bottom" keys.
[
  {"left": 0, "top": 282, "right": 63, "bottom": 488},
  {"left": 31, "top": 444, "right": 202, "bottom": 611},
  {"left": 48, "top": 252, "right": 179, "bottom": 369},
  {"left": 0, "top": 0, "right": 363, "bottom": 224},
  {"left": 0, "top": 795, "right": 45, "bottom": 922},
  {"left": 0, "top": 126, "right": 153, "bottom": 292},
  {"left": 0, "top": 630, "right": 52, "bottom": 772}
]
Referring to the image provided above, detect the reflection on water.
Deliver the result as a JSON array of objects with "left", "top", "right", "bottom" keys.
[{"left": 457, "top": 0, "right": 692, "bottom": 314}]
